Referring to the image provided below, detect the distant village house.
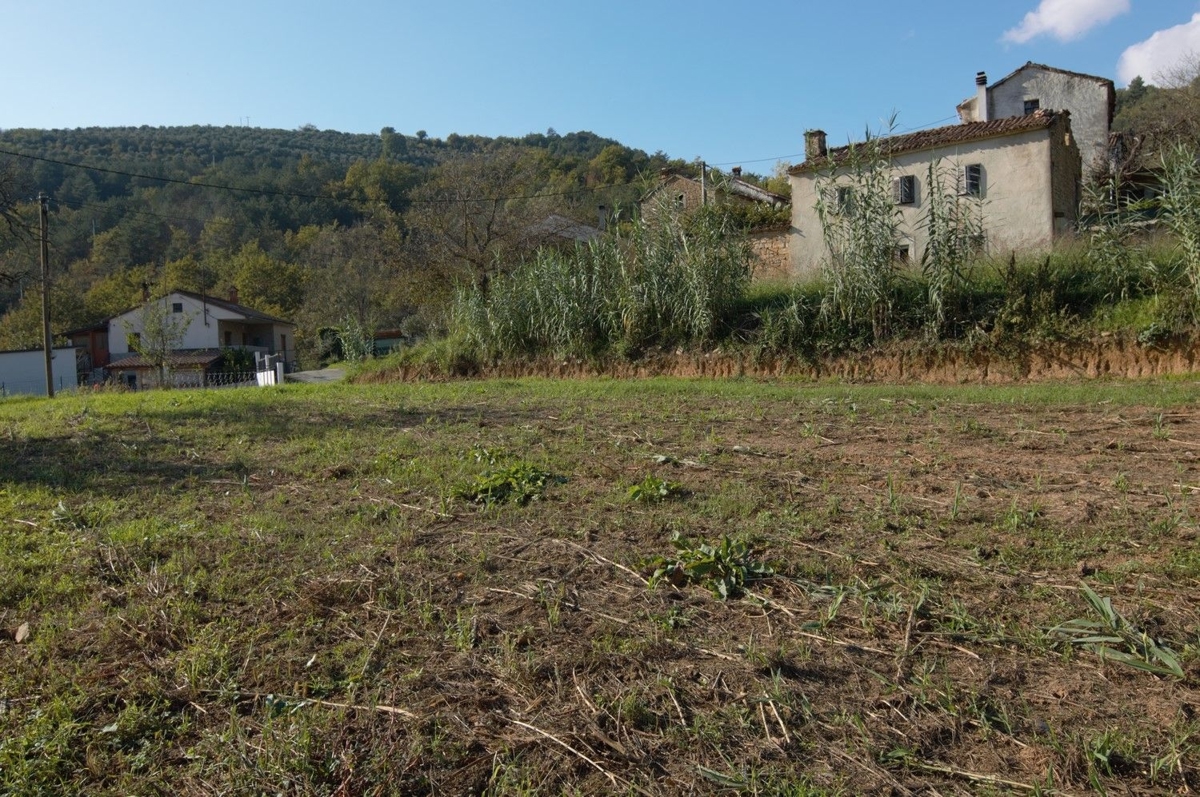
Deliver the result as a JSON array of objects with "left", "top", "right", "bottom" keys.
[
  {"left": 94, "top": 290, "right": 296, "bottom": 390},
  {"left": 641, "top": 169, "right": 792, "bottom": 282}
]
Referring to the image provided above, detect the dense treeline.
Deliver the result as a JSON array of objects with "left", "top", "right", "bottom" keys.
[
  {"left": 0, "top": 124, "right": 704, "bottom": 360},
  {"left": 1111, "top": 62, "right": 1200, "bottom": 174}
]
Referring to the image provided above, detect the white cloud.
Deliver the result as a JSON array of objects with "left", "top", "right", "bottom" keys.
[
  {"left": 1117, "top": 13, "right": 1200, "bottom": 85},
  {"left": 1003, "top": 0, "right": 1131, "bottom": 44}
]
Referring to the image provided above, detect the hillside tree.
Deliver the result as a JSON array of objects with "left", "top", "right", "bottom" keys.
[
  {"left": 405, "top": 147, "right": 554, "bottom": 293},
  {"left": 124, "top": 299, "right": 192, "bottom": 387}
]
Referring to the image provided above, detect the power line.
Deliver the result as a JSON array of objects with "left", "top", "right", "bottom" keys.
[
  {"left": 707, "top": 153, "right": 805, "bottom": 168},
  {"left": 705, "top": 115, "right": 962, "bottom": 170},
  {"left": 51, "top": 195, "right": 208, "bottom": 227},
  {"left": 0, "top": 146, "right": 333, "bottom": 201},
  {"left": 896, "top": 114, "right": 960, "bottom": 133}
]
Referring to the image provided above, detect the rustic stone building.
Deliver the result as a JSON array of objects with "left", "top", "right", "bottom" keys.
[
  {"left": 788, "top": 110, "right": 1082, "bottom": 278},
  {"left": 641, "top": 169, "right": 790, "bottom": 281},
  {"left": 957, "top": 62, "right": 1113, "bottom": 175}
]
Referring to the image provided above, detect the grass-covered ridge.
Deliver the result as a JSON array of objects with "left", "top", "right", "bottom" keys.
[{"left": 3, "top": 377, "right": 1200, "bottom": 793}]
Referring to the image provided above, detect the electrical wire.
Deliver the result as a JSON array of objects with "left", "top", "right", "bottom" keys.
[
  {"left": 706, "top": 115, "right": 961, "bottom": 169},
  {"left": 51, "top": 195, "right": 208, "bottom": 227}
]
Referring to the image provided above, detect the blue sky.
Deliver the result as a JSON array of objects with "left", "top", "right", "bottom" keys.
[{"left": 3, "top": 0, "right": 1199, "bottom": 172}]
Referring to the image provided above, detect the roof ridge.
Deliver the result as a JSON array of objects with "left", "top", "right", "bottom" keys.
[
  {"left": 789, "top": 111, "right": 1064, "bottom": 174},
  {"left": 991, "top": 61, "right": 1114, "bottom": 89}
]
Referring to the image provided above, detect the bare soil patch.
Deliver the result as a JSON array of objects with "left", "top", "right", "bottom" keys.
[
  {"left": 363, "top": 334, "right": 1200, "bottom": 385},
  {"left": 2, "top": 381, "right": 1199, "bottom": 794}
]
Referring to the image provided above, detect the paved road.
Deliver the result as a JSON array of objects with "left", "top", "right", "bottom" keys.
[{"left": 286, "top": 368, "right": 346, "bottom": 384}]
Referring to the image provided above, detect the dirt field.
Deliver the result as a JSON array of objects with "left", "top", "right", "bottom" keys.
[{"left": 2, "top": 378, "right": 1199, "bottom": 794}]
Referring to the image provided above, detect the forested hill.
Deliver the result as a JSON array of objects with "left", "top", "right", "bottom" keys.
[
  {"left": 0, "top": 125, "right": 658, "bottom": 195},
  {"left": 0, "top": 125, "right": 692, "bottom": 355}
]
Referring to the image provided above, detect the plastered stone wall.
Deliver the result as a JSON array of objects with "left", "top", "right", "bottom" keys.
[
  {"left": 790, "top": 128, "right": 1065, "bottom": 278},
  {"left": 989, "top": 67, "right": 1110, "bottom": 174},
  {"left": 748, "top": 228, "right": 791, "bottom": 282}
]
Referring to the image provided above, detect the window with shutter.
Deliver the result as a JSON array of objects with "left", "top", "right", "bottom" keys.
[
  {"left": 893, "top": 175, "right": 916, "bottom": 205},
  {"left": 960, "top": 164, "right": 982, "bottom": 197},
  {"left": 1024, "top": 99, "right": 1040, "bottom": 115}
]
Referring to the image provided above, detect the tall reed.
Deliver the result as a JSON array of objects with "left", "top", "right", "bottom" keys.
[
  {"left": 920, "top": 159, "right": 984, "bottom": 333},
  {"left": 1159, "top": 143, "right": 1200, "bottom": 311},
  {"left": 453, "top": 201, "right": 751, "bottom": 359},
  {"left": 813, "top": 125, "right": 901, "bottom": 341}
]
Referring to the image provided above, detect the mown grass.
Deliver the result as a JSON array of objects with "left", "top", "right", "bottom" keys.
[{"left": 2, "top": 377, "right": 1199, "bottom": 794}]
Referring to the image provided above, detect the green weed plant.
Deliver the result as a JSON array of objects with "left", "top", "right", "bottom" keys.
[{"left": 648, "top": 533, "right": 773, "bottom": 599}]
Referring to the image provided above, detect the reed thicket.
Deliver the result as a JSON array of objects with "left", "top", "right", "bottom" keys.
[
  {"left": 404, "top": 144, "right": 1200, "bottom": 371},
  {"left": 452, "top": 201, "right": 751, "bottom": 359}
]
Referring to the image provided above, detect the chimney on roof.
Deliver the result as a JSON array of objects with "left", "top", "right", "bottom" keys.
[
  {"left": 229, "top": 287, "right": 239, "bottom": 304},
  {"left": 804, "top": 130, "right": 827, "bottom": 160},
  {"left": 141, "top": 282, "right": 150, "bottom": 302},
  {"left": 597, "top": 204, "right": 608, "bottom": 232},
  {"left": 976, "top": 71, "right": 989, "bottom": 122},
  {"left": 732, "top": 166, "right": 742, "bottom": 178}
]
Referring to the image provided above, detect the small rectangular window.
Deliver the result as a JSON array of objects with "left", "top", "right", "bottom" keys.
[
  {"left": 1024, "top": 99, "right": 1040, "bottom": 115},
  {"left": 893, "top": 175, "right": 916, "bottom": 205},
  {"left": 960, "top": 164, "right": 983, "bottom": 197},
  {"left": 172, "top": 302, "right": 183, "bottom": 314},
  {"left": 895, "top": 245, "right": 911, "bottom": 263},
  {"left": 836, "top": 186, "right": 855, "bottom": 214}
]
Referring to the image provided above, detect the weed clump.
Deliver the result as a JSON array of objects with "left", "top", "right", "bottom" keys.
[
  {"left": 455, "top": 461, "right": 556, "bottom": 506},
  {"left": 648, "top": 533, "right": 773, "bottom": 599},
  {"left": 627, "top": 474, "right": 682, "bottom": 503}
]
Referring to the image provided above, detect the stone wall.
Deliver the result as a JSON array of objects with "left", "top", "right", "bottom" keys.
[
  {"left": 749, "top": 228, "right": 791, "bottom": 282},
  {"left": 1049, "top": 113, "right": 1083, "bottom": 232}
]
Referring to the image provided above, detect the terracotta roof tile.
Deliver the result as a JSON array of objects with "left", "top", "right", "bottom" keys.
[{"left": 790, "top": 110, "right": 1063, "bottom": 175}]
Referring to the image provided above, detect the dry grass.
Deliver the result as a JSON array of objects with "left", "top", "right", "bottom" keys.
[{"left": 2, "top": 377, "right": 1199, "bottom": 794}]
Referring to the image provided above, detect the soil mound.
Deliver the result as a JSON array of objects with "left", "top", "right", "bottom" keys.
[{"left": 360, "top": 335, "right": 1200, "bottom": 384}]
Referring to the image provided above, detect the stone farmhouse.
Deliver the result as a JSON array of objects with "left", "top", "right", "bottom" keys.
[
  {"left": 956, "top": 62, "right": 1114, "bottom": 176},
  {"left": 788, "top": 62, "right": 1111, "bottom": 278}
]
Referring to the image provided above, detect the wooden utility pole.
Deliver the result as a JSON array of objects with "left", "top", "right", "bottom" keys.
[
  {"left": 700, "top": 161, "right": 707, "bottom": 206},
  {"left": 39, "top": 193, "right": 54, "bottom": 398}
]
